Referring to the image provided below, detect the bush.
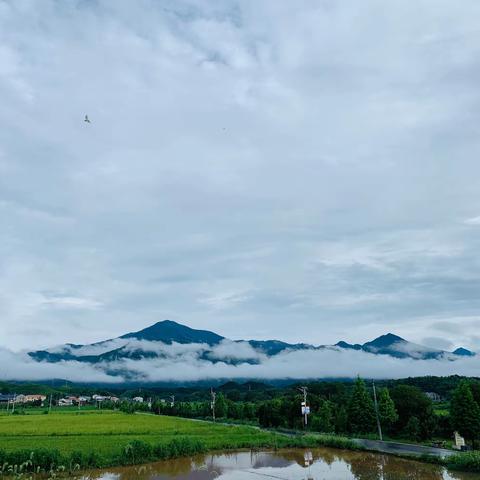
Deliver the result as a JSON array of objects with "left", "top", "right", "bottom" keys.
[
  {"left": 122, "top": 440, "right": 153, "bottom": 465},
  {"left": 448, "top": 452, "right": 480, "bottom": 472},
  {"left": 152, "top": 437, "right": 207, "bottom": 461}
]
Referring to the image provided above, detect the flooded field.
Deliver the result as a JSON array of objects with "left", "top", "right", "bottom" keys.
[{"left": 77, "top": 448, "right": 478, "bottom": 480}]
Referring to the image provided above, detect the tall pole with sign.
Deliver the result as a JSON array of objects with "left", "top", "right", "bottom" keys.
[
  {"left": 210, "top": 388, "right": 216, "bottom": 422},
  {"left": 298, "top": 386, "right": 309, "bottom": 427}
]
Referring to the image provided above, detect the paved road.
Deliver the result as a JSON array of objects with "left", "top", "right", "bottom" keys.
[
  {"left": 140, "top": 415, "right": 457, "bottom": 459},
  {"left": 353, "top": 438, "right": 455, "bottom": 458}
]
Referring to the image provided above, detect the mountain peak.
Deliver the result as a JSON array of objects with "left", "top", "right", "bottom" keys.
[
  {"left": 335, "top": 341, "right": 362, "bottom": 350},
  {"left": 120, "top": 320, "right": 224, "bottom": 345},
  {"left": 364, "top": 333, "right": 406, "bottom": 348},
  {"left": 453, "top": 347, "right": 475, "bottom": 357}
]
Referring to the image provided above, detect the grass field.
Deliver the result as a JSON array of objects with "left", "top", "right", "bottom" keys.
[
  {"left": 0, "top": 411, "right": 284, "bottom": 456},
  {"left": 0, "top": 410, "right": 354, "bottom": 473}
]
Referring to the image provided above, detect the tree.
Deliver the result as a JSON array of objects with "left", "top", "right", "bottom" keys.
[
  {"left": 347, "top": 377, "right": 376, "bottom": 434},
  {"left": 258, "top": 399, "right": 283, "bottom": 428},
  {"left": 334, "top": 405, "right": 348, "bottom": 434},
  {"left": 311, "top": 400, "right": 334, "bottom": 433},
  {"left": 404, "top": 416, "right": 421, "bottom": 441},
  {"left": 378, "top": 388, "right": 398, "bottom": 433},
  {"left": 215, "top": 393, "right": 227, "bottom": 418},
  {"left": 450, "top": 380, "right": 480, "bottom": 448},
  {"left": 470, "top": 381, "right": 480, "bottom": 406},
  {"left": 390, "top": 385, "right": 437, "bottom": 439}
]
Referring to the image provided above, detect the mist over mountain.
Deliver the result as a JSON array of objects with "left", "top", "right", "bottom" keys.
[{"left": 10, "top": 320, "right": 474, "bottom": 384}]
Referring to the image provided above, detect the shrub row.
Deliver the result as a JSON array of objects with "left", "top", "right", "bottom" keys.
[
  {"left": 0, "top": 437, "right": 207, "bottom": 475},
  {"left": 1, "top": 436, "right": 479, "bottom": 475},
  {"left": 447, "top": 451, "right": 480, "bottom": 472}
]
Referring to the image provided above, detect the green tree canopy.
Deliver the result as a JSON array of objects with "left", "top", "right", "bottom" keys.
[
  {"left": 450, "top": 380, "right": 480, "bottom": 448},
  {"left": 311, "top": 400, "right": 334, "bottom": 433},
  {"left": 390, "top": 385, "right": 436, "bottom": 439},
  {"left": 404, "top": 416, "right": 421, "bottom": 441},
  {"left": 378, "top": 387, "right": 398, "bottom": 432},
  {"left": 347, "top": 377, "right": 376, "bottom": 434}
]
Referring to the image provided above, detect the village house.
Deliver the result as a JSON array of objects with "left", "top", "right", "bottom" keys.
[
  {"left": 0, "top": 394, "right": 16, "bottom": 403},
  {"left": 24, "top": 394, "right": 47, "bottom": 403}
]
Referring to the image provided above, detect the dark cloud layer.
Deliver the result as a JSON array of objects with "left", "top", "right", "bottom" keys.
[{"left": 1, "top": 1, "right": 480, "bottom": 355}]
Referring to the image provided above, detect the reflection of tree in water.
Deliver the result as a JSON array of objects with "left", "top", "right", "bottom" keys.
[
  {"left": 154, "top": 455, "right": 208, "bottom": 478},
  {"left": 275, "top": 448, "right": 337, "bottom": 468},
  {"left": 84, "top": 454, "right": 216, "bottom": 480},
  {"left": 274, "top": 449, "right": 308, "bottom": 467},
  {"left": 347, "top": 452, "right": 446, "bottom": 480},
  {"left": 382, "top": 454, "right": 446, "bottom": 480},
  {"left": 251, "top": 451, "right": 292, "bottom": 469},
  {"left": 313, "top": 448, "right": 337, "bottom": 466},
  {"left": 348, "top": 452, "right": 382, "bottom": 480}
]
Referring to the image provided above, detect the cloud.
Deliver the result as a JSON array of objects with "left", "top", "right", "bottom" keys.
[
  {"left": 3, "top": 343, "right": 480, "bottom": 384},
  {"left": 2, "top": 0, "right": 480, "bottom": 353},
  {"left": 421, "top": 336, "right": 453, "bottom": 351},
  {"left": 0, "top": 348, "right": 120, "bottom": 383},
  {"left": 464, "top": 216, "right": 480, "bottom": 225}
]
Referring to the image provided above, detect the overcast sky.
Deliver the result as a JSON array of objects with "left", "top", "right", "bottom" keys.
[{"left": 2, "top": 0, "right": 480, "bottom": 352}]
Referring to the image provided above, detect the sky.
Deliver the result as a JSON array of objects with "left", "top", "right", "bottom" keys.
[{"left": 2, "top": 0, "right": 480, "bottom": 354}]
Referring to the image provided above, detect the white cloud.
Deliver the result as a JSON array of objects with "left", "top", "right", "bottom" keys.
[
  {"left": 3, "top": 343, "right": 480, "bottom": 384},
  {"left": 464, "top": 216, "right": 480, "bottom": 225},
  {"left": 2, "top": 0, "right": 480, "bottom": 352},
  {"left": 0, "top": 348, "right": 120, "bottom": 383}
]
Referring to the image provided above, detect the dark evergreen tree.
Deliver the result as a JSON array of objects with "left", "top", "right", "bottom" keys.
[
  {"left": 215, "top": 393, "right": 228, "bottom": 418},
  {"left": 404, "top": 416, "right": 421, "bottom": 441},
  {"left": 334, "top": 405, "right": 348, "bottom": 434},
  {"left": 311, "top": 400, "right": 334, "bottom": 432},
  {"left": 378, "top": 387, "right": 398, "bottom": 433},
  {"left": 347, "top": 377, "right": 376, "bottom": 434},
  {"left": 450, "top": 380, "right": 480, "bottom": 448},
  {"left": 390, "top": 385, "right": 436, "bottom": 439}
]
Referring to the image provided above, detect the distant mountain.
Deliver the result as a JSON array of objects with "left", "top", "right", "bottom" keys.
[
  {"left": 28, "top": 321, "right": 476, "bottom": 377},
  {"left": 335, "top": 333, "right": 446, "bottom": 360},
  {"left": 121, "top": 320, "right": 224, "bottom": 345},
  {"left": 247, "top": 339, "right": 314, "bottom": 356},
  {"left": 334, "top": 341, "right": 362, "bottom": 351},
  {"left": 452, "top": 347, "right": 475, "bottom": 357}
]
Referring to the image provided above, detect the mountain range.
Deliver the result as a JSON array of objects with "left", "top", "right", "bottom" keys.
[{"left": 29, "top": 320, "right": 475, "bottom": 366}]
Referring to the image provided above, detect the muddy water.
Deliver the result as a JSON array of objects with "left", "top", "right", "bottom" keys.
[{"left": 77, "top": 449, "right": 477, "bottom": 480}]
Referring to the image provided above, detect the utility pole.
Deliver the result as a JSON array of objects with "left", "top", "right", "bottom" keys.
[
  {"left": 372, "top": 381, "right": 383, "bottom": 441},
  {"left": 298, "top": 386, "right": 309, "bottom": 428},
  {"left": 49, "top": 394, "right": 53, "bottom": 413},
  {"left": 210, "top": 388, "right": 216, "bottom": 422}
]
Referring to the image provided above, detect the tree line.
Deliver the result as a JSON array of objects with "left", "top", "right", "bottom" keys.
[{"left": 118, "top": 377, "right": 480, "bottom": 448}]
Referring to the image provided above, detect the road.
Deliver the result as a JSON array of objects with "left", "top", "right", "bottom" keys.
[
  {"left": 353, "top": 438, "right": 456, "bottom": 458},
  {"left": 139, "top": 415, "right": 457, "bottom": 459}
]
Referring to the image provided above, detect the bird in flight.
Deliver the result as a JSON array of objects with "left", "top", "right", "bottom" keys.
[{"left": 84, "top": 115, "right": 91, "bottom": 123}]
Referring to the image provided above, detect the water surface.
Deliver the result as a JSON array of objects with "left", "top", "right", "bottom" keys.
[{"left": 78, "top": 449, "right": 477, "bottom": 480}]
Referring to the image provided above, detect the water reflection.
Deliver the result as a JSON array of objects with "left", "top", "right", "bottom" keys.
[{"left": 77, "top": 449, "right": 477, "bottom": 480}]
